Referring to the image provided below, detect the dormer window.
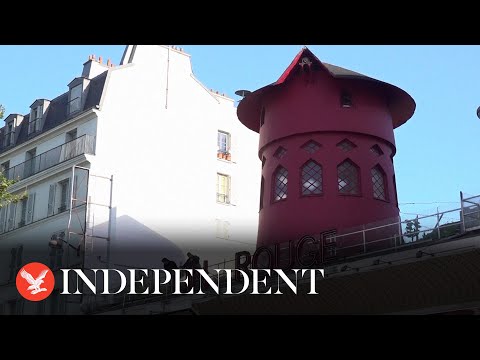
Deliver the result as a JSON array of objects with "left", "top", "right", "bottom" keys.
[
  {"left": 29, "top": 105, "right": 43, "bottom": 134},
  {"left": 341, "top": 91, "right": 352, "bottom": 108},
  {"left": 4, "top": 121, "right": 14, "bottom": 147},
  {"left": 69, "top": 84, "right": 82, "bottom": 114}
]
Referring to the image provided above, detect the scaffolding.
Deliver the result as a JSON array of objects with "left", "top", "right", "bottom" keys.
[
  {"left": 65, "top": 165, "right": 113, "bottom": 270},
  {"left": 460, "top": 191, "right": 480, "bottom": 232}
]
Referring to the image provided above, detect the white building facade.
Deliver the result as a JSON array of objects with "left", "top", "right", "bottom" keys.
[{"left": 0, "top": 45, "right": 261, "bottom": 315}]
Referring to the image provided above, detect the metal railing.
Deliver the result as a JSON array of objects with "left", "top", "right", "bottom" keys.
[
  {"left": 88, "top": 191, "right": 480, "bottom": 314},
  {"left": 323, "top": 207, "right": 467, "bottom": 260},
  {"left": 461, "top": 192, "right": 480, "bottom": 231},
  {"left": 206, "top": 191, "right": 480, "bottom": 269},
  {"left": 1, "top": 135, "right": 95, "bottom": 182}
]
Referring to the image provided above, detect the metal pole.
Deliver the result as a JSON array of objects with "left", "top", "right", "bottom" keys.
[
  {"left": 106, "top": 175, "right": 114, "bottom": 270},
  {"left": 415, "top": 215, "right": 419, "bottom": 242},
  {"left": 460, "top": 191, "right": 466, "bottom": 233},
  {"left": 362, "top": 226, "right": 366, "bottom": 253},
  {"left": 65, "top": 166, "right": 76, "bottom": 267},
  {"left": 436, "top": 207, "right": 441, "bottom": 239},
  {"left": 82, "top": 167, "right": 90, "bottom": 263},
  {"left": 79, "top": 166, "right": 90, "bottom": 307},
  {"left": 398, "top": 218, "right": 403, "bottom": 246}
]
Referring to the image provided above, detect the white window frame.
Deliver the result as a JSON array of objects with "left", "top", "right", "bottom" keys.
[
  {"left": 29, "top": 105, "right": 43, "bottom": 134},
  {"left": 217, "top": 131, "right": 230, "bottom": 154},
  {"left": 69, "top": 84, "right": 82, "bottom": 114},
  {"left": 4, "top": 121, "right": 14, "bottom": 147},
  {"left": 216, "top": 173, "right": 231, "bottom": 204}
]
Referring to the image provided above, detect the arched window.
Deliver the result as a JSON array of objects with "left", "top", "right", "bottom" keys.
[
  {"left": 371, "top": 165, "right": 387, "bottom": 201},
  {"left": 337, "top": 159, "right": 360, "bottom": 195},
  {"left": 301, "top": 160, "right": 322, "bottom": 196},
  {"left": 273, "top": 166, "right": 288, "bottom": 202}
]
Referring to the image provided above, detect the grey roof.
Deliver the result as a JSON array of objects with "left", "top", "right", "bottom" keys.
[
  {"left": 0, "top": 71, "right": 107, "bottom": 155},
  {"left": 323, "top": 62, "right": 373, "bottom": 79}
]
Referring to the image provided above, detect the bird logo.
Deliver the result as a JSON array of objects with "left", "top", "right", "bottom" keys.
[
  {"left": 21, "top": 268, "right": 49, "bottom": 294},
  {"left": 16, "top": 262, "right": 55, "bottom": 301}
]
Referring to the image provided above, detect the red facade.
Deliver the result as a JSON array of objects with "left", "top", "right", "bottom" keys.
[{"left": 237, "top": 48, "right": 416, "bottom": 248}]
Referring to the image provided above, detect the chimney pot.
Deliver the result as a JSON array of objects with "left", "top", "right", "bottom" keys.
[
  {"left": 92, "top": 54, "right": 96, "bottom": 60},
  {"left": 99, "top": 56, "right": 103, "bottom": 64},
  {"left": 107, "top": 59, "right": 111, "bottom": 66}
]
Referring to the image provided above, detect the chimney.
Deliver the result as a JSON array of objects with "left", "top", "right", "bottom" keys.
[{"left": 82, "top": 54, "right": 109, "bottom": 79}]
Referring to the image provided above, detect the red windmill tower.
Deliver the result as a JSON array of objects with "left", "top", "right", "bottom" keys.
[{"left": 237, "top": 47, "right": 416, "bottom": 252}]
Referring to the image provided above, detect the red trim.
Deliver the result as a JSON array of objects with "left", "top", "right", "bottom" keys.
[{"left": 276, "top": 47, "right": 330, "bottom": 85}]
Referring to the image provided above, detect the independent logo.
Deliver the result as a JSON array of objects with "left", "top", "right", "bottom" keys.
[{"left": 16, "top": 262, "right": 55, "bottom": 301}]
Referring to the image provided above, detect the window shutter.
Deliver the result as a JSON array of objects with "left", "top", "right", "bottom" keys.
[
  {"left": 48, "top": 184, "right": 56, "bottom": 216},
  {"left": 0, "top": 206, "right": 6, "bottom": 233},
  {"left": 7, "top": 203, "right": 16, "bottom": 231},
  {"left": 26, "top": 193, "right": 36, "bottom": 224}
]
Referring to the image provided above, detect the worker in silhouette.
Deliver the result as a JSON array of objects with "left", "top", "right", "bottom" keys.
[
  {"left": 181, "top": 252, "right": 201, "bottom": 270},
  {"left": 181, "top": 252, "right": 201, "bottom": 292},
  {"left": 162, "top": 257, "right": 178, "bottom": 293},
  {"left": 162, "top": 257, "right": 178, "bottom": 273}
]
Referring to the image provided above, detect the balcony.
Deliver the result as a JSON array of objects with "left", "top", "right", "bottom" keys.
[{"left": 2, "top": 135, "right": 95, "bottom": 182}]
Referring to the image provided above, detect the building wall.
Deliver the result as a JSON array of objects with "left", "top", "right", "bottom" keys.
[
  {"left": 0, "top": 111, "right": 96, "bottom": 314},
  {"left": 88, "top": 45, "right": 260, "bottom": 268},
  {"left": 0, "top": 45, "right": 261, "bottom": 313}
]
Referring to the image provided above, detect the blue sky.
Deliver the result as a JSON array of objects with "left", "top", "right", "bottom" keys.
[{"left": 1, "top": 45, "right": 479, "bottom": 219}]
